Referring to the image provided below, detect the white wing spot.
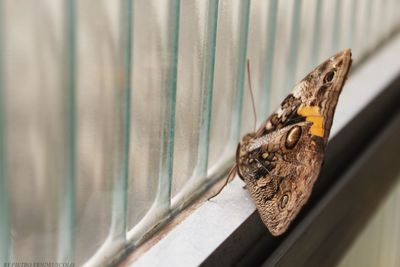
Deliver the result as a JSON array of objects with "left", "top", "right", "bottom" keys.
[{"left": 292, "top": 82, "right": 305, "bottom": 98}]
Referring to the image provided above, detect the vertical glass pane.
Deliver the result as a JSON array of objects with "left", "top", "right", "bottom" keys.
[
  {"left": 0, "top": 0, "right": 10, "bottom": 262},
  {"left": 357, "top": 0, "right": 373, "bottom": 56},
  {"left": 59, "top": 0, "right": 76, "bottom": 261},
  {"left": 74, "top": 1, "right": 122, "bottom": 264},
  {"left": 318, "top": 0, "right": 337, "bottom": 60},
  {"left": 4, "top": 0, "right": 65, "bottom": 261},
  {"left": 247, "top": 0, "right": 274, "bottom": 126},
  {"left": 341, "top": 0, "right": 356, "bottom": 50},
  {"left": 128, "top": 0, "right": 179, "bottom": 235},
  {"left": 296, "top": 0, "right": 319, "bottom": 82},
  {"left": 208, "top": 0, "right": 250, "bottom": 176},
  {"left": 369, "top": 0, "right": 381, "bottom": 49},
  {"left": 172, "top": 0, "right": 218, "bottom": 198},
  {"left": 129, "top": 0, "right": 164, "bottom": 230},
  {"left": 309, "top": 0, "right": 323, "bottom": 68},
  {"left": 330, "top": 0, "right": 342, "bottom": 53},
  {"left": 264, "top": 0, "right": 279, "bottom": 115},
  {"left": 285, "top": 0, "right": 302, "bottom": 94},
  {"left": 270, "top": 1, "right": 295, "bottom": 104}
]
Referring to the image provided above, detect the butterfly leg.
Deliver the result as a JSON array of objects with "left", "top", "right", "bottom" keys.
[{"left": 208, "top": 164, "right": 237, "bottom": 200}]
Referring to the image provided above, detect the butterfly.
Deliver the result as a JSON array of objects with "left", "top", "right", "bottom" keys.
[{"left": 233, "top": 49, "right": 352, "bottom": 236}]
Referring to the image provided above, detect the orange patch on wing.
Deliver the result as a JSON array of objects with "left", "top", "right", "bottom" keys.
[{"left": 297, "top": 106, "right": 325, "bottom": 137}]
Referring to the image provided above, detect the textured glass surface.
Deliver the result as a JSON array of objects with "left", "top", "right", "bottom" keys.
[
  {"left": 74, "top": 0, "right": 121, "bottom": 263},
  {"left": 172, "top": 0, "right": 219, "bottom": 200},
  {"left": 0, "top": 0, "right": 399, "bottom": 265},
  {"left": 208, "top": 0, "right": 251, "bottom": 178},
  {"left": 0, "top": 0, "right": 9, "bottom": 262},
  {"left": 4, "top": 0, "right": 66, "bottom": 261},
  {"left": 247, "top": 0, "right": 278, "bottom": 123},
  {"left": 128, "top": 0, "right": 179, "bottom": 241}
]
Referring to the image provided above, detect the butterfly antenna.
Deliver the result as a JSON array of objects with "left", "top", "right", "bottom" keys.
[{"left": 247, "top": 59, "right": 257, "bottom": 132}]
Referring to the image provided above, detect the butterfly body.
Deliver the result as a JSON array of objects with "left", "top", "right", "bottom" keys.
[{"left": 237, "top": 49, "right": 352, "bottom": 236}]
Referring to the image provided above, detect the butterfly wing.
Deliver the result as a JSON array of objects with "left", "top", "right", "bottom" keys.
[
  {"left": 237, "top": 122, "right": 323, "bottom": 235},
  {"left": 237, "top": 49, "right": 352, "bottom": 235},
  {"left": 255, "top": 49, "right": 352, "bottom": 145}
]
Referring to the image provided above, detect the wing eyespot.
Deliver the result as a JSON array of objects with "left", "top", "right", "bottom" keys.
[
  {"left": 280, "top": 194, "right": 289, "bottom": 209},
  {"left": 324, "top": 70, "right": 336, "bottom": 83},
  {"left": 285, "top": 126, "right": 302, "bottom": 149}
]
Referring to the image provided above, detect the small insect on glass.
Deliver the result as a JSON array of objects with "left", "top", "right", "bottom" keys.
[{"left": 212, "top": 49, "right": 352, "bottom": 236}]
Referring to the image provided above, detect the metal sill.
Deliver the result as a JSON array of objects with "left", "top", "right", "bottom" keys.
[{"left": 123, "top": 34, "right": 400, "bottom": 267}]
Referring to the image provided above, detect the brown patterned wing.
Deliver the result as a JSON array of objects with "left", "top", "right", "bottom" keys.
[
  {"left": 235, "top": 49, "right": 352, "bottom": 236},
  {"left": 256, "top": 49, "right": 352, "bottom": 146},
  {"left": 237, "top": 122, "right": 324, "bottom": 236}
]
